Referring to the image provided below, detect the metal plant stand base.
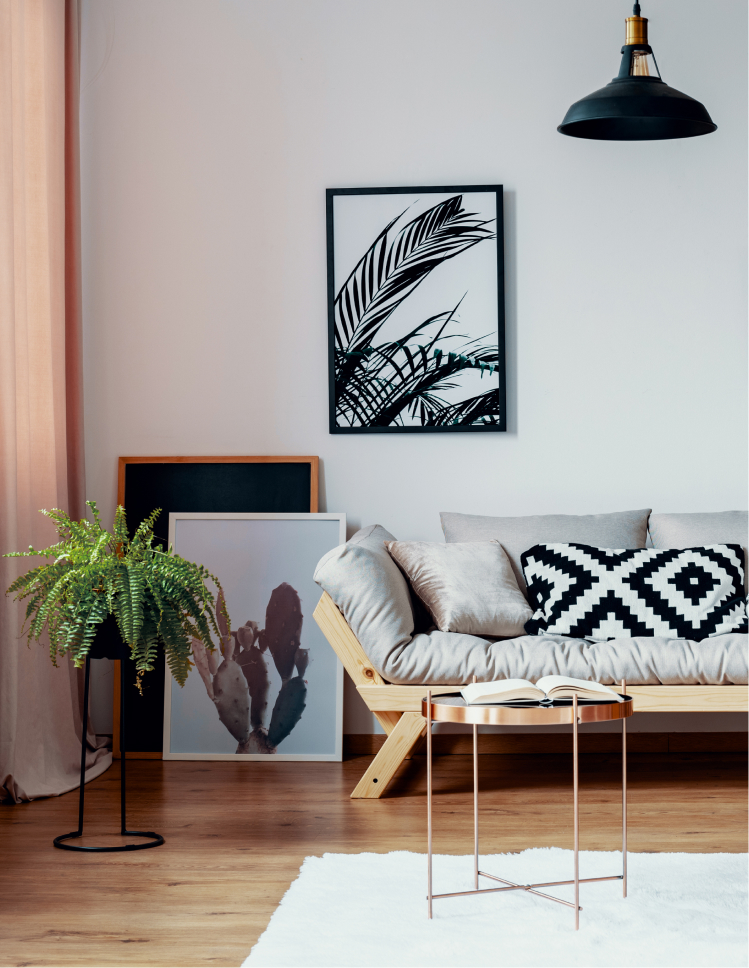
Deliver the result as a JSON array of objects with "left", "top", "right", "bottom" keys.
[
  {"left": 423, "top": 681, "right": 633, "bottom": 929},
  {"left": 54, "top": 653, "right": 164, "bottom": 852}
]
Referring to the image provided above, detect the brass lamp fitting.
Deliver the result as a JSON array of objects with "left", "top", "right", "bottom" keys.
[{"left": 625, "top": 15, "right": 648, "bottom": 46}]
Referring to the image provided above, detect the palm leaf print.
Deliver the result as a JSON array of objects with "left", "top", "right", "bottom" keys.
[{"left": 333, "top": 194, "right": 502, "bottom": 428}]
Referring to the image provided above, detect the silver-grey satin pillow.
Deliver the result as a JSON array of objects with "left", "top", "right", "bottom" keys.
[
  {"left": 440, "top": 509, "right": 651, "bottom": 600},
  {"left": 385, "top": 540, "right": 532, "bottom": 636}
]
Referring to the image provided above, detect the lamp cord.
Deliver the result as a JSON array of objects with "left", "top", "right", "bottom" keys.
[{"left": 633, "top": 2, "right": 641, "bottom": 14}]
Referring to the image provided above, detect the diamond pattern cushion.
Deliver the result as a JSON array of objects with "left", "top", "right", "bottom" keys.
[{"left": 521, "top": 543, "right": 748, "bottom": 641}]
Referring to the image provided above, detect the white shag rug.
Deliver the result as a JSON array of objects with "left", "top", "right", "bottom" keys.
[{"left": 244, "top": 848, "right": 748, "bottom": 968}]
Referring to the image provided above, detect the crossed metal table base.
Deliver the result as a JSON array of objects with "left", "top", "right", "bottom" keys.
[{"left": 424, "top": 680, "right": 633, "bottom": 930}]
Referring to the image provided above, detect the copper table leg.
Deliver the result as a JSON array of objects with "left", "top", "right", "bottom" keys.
[
  {"left": 473, "top": 675, "right": 479, "bottom": 891},
  {"left": 622, "top": 678, "right": 628, "bottom": 898},
  {"left": 427, "top": 689, "right": 432, "bottom": 920},
  {"left": 573, "top": 693, "right": 580, "bottom": 930}
]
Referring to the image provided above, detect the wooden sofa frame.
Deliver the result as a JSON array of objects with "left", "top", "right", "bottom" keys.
[{"left": 313, "top": 591, "right": 749, "bottom": 799}]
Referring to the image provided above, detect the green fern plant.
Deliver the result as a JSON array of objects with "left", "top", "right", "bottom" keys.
[{"left": 4, "top": 501, "right": 225, "bottom": 690}]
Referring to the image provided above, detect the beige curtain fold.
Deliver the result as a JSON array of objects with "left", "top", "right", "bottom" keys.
[{"left": 0, "top": 0, "right": 111, "bottom": 803}]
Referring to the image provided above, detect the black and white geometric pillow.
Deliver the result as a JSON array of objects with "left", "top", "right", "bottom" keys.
[{"left": 521, "top": 543, "right": 747, "bottom": 641}]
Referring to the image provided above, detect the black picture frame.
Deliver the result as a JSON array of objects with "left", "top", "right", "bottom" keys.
[
  {"left": 326, "top": 184, "right": 505, "bottom": 434},
  {"left": 113, "top": 456, "right": 318, "bottom": 758}
]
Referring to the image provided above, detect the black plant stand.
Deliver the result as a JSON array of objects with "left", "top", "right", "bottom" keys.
[{"left": 54, "top": 619, "right": 164, "bottom": 852}]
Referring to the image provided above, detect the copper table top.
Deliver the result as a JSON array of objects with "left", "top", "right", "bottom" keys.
[{"left": 421, "top": 693, "right": 634, "bottom": 726}]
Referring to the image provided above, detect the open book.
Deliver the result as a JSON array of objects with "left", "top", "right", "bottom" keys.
[{"left": 461, "top": 676, "right": 624, "bottom": 705}]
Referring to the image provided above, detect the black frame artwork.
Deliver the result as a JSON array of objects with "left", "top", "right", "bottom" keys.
[
  {"left": 326, "top": 185, "right": 505, "bottom": 434},
  {"left": 113, "top": 456, "right": 318, "bottom": 758}
]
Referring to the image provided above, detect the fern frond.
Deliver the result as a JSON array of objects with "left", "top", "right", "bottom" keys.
[{"left": 5, "top": 504, "right": 224, "bottom": 687}]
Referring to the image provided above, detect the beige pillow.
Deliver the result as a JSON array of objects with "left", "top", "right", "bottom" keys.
[{"left": 385, "top": 540, "right": 532, "bottom": 636}]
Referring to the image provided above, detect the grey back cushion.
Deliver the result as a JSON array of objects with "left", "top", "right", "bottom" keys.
[
  {"left": 440, "top": 509, "right": 651, "bottom": 600},
  {"left": 649, "top": 511, "right": 748, "bottom": 549},
  {"left": 313, "top": 524, "right": 415, "bottom": 677},
  {"left": 649, "top": 511, "right": 748, "bottom": 589}
]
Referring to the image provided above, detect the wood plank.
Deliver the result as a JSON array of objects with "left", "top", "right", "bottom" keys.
[
  {"left": 358, "top": 683, "right": 749, "bottom": 713},
  {"left": 345, "top": 733, "right": 665, "bottom": 754},
  {"left": 627, "top": 685, "right": 748, "bottom": 712},
  {"left": 350, "top": 712, "right": 425, "bottom": 798},
  {"left": 345, "top": 734, "right": 388, "bottom": 755},
  {"left": 345, "top": 732, "right": 749, "bottom": 755},
  {"left": 357, "top": 683, "right": 459, "bottom": 710},
  {"left": 112, "top": 751, "right": 163, "bottom": 760},
  {"left": 313, "top": 592, "right": 385, "bottom": 687},
  {"left": 668, "top": 732, "right": 748, "bottom": 753},
  {"left": 0, "top": 755, "right": 745, "bottom": 967},
  {"left": 118, "top": 453, "right": 319, "bottom": 467}
]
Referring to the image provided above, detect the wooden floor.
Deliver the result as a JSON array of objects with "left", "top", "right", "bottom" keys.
[{"left": 1, "top": 751, "right": 746, "bottom": 968}]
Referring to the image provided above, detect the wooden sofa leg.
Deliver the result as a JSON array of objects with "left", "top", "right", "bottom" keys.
[
  {"left": 373, "top": 711, "right": 419, "bottom": 761},
  {"left": 350, "top": 712, "right": 426, "bottom": 799}
]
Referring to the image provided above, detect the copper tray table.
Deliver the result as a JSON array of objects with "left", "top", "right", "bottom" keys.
[{"left": 422, "top": 681, "right": 634, "bottom": 929}]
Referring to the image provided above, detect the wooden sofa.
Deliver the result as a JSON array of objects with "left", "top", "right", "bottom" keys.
[{"left": 314, "top": 591, "right": 749, "bottom": 799}]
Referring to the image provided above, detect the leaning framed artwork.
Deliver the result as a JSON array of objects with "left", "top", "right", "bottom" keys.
[
  {"left": 163, "top": 512, "right": 345, "bottom": 761},
  {"left": 113, "top": 455, "right": 319, "bottom": 759},
  {"left": 327, "top": 185, "right": 505, "bottom": 433}
]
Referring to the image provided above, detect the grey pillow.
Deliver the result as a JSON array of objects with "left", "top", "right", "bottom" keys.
[
  {"left": 649, "top": 511, "right": 748, "bottom": 550},
  {"left": 440, "top": 509, "right": 651, "bottom": 600},
  {"left": 385, "top": 540, "right": 532, "bottom": 636},
  {"left": 649, "top": 511, "right": 748, "bottom": 590},
  {"left": 313, "top": 524, "right": 414, "bottom": 678}
]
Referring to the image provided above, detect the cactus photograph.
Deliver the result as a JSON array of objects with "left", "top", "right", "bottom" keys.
[{"left": 163, "top": 513, "right": 346, "bottom": 761}]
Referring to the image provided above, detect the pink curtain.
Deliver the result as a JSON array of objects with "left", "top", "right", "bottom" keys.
[{"left": 0, "top": 0, "right": 111, "bottom": 802}]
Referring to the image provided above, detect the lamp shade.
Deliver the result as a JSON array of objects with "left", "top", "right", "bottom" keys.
[
  {"left": 558, "top": 77, "right": 717, "bottom": 140},
  {"left": 558, "top": 5, "right": 717, "bottom": 141}
]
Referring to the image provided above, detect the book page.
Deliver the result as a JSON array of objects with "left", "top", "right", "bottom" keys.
[
  {"left": 535, "top": 675, "right": 622, "bottom": 701},
  {"left": 461, "top": 678, "right": 543, "bottom": 705}
]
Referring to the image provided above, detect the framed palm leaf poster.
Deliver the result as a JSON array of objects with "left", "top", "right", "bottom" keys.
[{"left": 326, "top": 185, "right": 505, "bottom": 433}]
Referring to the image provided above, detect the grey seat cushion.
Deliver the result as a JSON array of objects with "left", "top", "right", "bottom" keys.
[
  {"left": 376, "top": 629, "right": 748, "bottom": 686},
  {"left": 441, "top": 508, "right": 651, "bottom": 599}
]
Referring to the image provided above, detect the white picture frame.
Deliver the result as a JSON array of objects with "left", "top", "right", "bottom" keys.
[{"left": 163, "top": 512, "right": 346, "bottom": 761}]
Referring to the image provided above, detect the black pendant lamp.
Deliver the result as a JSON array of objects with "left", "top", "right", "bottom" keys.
[{"left": 558, "top": 3, "right": 716, "bottom": 141}]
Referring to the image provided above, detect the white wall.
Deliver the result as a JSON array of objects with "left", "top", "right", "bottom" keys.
[{"left": 80, "top": 0, "right": 748, "bottom": 736}]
